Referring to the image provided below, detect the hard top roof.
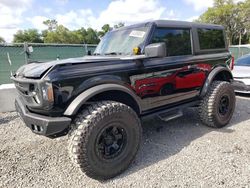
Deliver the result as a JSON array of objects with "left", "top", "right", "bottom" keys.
[
  {"left": 116, "top": 20, "right": 224, "bottom": 30},
  {"left": 154, "top": 20, "right": 224, "bottom": 29}
]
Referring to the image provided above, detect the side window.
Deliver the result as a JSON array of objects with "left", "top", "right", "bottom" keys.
[
  {"left": 198, "top": 28, "right": 225, "bottom": 50},
  {"left": 151, "top": 28, "right": 192, "bottom": 56}
]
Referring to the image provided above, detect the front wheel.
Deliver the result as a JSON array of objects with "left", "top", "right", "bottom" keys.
[
  {"left": 68, "top": 101, "right": 142, "bottom": 180},
  {"left": 199, "top": 81, "right": 235, "bottom": 128}
]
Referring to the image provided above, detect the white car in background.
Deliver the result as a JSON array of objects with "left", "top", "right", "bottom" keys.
[{"left": 232, "top": 54, "right": 250, "bottom": 93}]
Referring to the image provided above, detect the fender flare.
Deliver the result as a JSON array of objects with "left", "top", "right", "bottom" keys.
[
  {"left": 200, "top": 66, "right": 233, "bottom": 97},
  {"left": 64, "top": 84, "right": 141, "bottom": 116}
]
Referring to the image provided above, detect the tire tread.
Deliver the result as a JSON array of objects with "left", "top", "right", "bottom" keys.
[
  {"left": 68, "top": 101, "right": 141, "bottom": 180},
  {"left": 199, "top": 81, "right": 235, "bottom": 128}
]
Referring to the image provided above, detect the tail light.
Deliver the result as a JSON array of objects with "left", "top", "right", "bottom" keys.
[{"left": 229, "top": 56, "right": 234, "bottom": 70}]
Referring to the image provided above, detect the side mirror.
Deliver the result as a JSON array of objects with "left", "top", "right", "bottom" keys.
[{"left": 145, "top": 42, "right": 166, "bottom": 58}]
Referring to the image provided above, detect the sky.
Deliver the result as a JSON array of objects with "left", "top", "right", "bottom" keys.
[{"left": 0, "top": 0, "right": 219, "bottom": 42}]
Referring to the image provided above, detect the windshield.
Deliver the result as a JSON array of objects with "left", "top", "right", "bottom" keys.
[
  {"left": 235, "top": 55, "right": 250, "bottom": 66},
  {"left": 94, "top": 26, "right": 150, "bottom": 56}
]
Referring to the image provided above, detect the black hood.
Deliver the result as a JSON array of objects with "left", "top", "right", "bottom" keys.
[{"left": 15, "top": 56, "right": 122, "bottom": 78}]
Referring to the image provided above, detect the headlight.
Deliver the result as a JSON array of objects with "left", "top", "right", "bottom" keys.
[
  {"left": 42, "top": 82, "right": 54, "bottom": 103},
  {"left": 25, "top": 82, "right": 54, "bottom": 109},
  {"left": 33, "top": 91, "right": 41, "bottom": 104},
  {"left": 29, "top": 84, "right": 41, "bottom": 104}
]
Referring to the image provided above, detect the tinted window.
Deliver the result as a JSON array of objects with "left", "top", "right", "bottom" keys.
[
  {"left": 235, "top": 55, "right": 250, "bottom": 66},
  {"left": 198, "top": 28, "right": 225, "bottom": 50},
  {"left": 151, "top": 28, "right": 192, "bottom": 56}
]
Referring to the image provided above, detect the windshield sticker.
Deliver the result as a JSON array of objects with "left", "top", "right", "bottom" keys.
[{"left": 129, "top": 30, "right": 146, "bottom": 38}]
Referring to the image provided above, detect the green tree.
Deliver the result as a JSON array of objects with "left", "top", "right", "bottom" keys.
[
  {"left": 72, "top": 27, "right": 88, "bottom": 43},
  {"left": 44, "top": 25, "right": 72, "bottom": 43},
  {"left": 0, "top": 36, "right": 5, "bottom": 43},
  {"left": 234, "top": 2, "right": 248, "bottom": 45},
  {"left": 43, "top": 19, "right": 58, "bottom": 31},
  {"left": 13, "top": 29, "right": 43, "bottom": 43},
  {"left": 241, "top": 0, "right": 250, "bottom": 43},
  {"left": 43, "top": 25, "right": 100, "bottom": 44},
  {"left": 198, "top": 0, "right": 250, "bottom": 45},
  {"left": 97, "top": 23, "right": 125, "bottom": 38},
  {"left": 98, "top": 24, "right": 111, "bottom": 37},
  {"left": 85, "top": 28, "right": 100, "bottom": 44}
]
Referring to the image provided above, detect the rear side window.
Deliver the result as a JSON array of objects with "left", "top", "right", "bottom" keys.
[
  {"left": 198, "top": 28, "right": 225, "bottom": 50},
  {"left": 151, "top": 28, "right": 192, "bottom": 57}
]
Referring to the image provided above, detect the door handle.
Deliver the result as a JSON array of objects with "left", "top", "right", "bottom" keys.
[{"left": 134, "top": 59, "right": 144, "bottom": 68}]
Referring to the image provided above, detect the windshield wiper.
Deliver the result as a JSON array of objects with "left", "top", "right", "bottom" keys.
[
  {"left": 104, "top": 52, "right": 122, "bottom": 56},
  {"left": 93, "top": 53, "right": 101, "bottom": 56}
]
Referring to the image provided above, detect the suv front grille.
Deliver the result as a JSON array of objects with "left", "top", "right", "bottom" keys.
[
  {"left": 15, "top": 82, "right": 30, "bottom": 96},
  {"left": 12, "top": 76, "right": 42, "bottom": 107}
]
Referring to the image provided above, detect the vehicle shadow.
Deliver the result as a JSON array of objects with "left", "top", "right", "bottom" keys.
[
  {"left": 236, "top": 93, "right": 250, "bottom": 98},
  {"left": 115, "top": 96, "right": 250, "bottom": 179},
  {"left": 0, "top": 112, "right": 19, "bottom": 125}
]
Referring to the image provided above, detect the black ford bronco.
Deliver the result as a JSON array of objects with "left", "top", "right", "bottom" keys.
[{"left": 12, "top": 20, "right": 235, "bottom": 180}]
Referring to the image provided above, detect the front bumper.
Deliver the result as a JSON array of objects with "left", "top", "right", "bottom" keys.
[
  {"left": 15, "top": 96, "right": 71, "bottom": 138},
  {"left": 232, "top": 80, "right": 250, "bottom": 94}
]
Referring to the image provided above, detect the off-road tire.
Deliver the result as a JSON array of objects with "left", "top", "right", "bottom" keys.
[
  {"left": 68, "top": 101, "right": 142, "bottom": 180},
  {"left": 199, "top": 81, "right": 235, "bottom": 128}
]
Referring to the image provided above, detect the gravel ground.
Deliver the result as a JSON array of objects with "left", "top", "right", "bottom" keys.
[{"left": 0, "top": 96, "right": 250, "bottom": 188}]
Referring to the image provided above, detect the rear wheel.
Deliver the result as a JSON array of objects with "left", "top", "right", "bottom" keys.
[
  {"left": 68, "top": 101, "right": 142, "bottom": 180},
  {"left": 199, "top": 81, "right": 235, "bottom": 128}
]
